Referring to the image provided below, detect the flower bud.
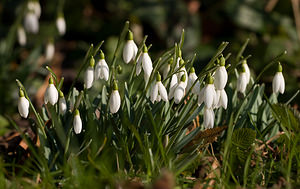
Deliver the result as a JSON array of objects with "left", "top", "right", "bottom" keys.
[
  {"left": 73, "top": 109, "right": 82, "bottom": 134},
  {"left": 18, "top": 89, "right": 29, "bottom": 118}
]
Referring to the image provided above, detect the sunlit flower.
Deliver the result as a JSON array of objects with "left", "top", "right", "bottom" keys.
[
  {"left": 237, "top": 67, "right": 247, "bottom": 93},
  {"left": 198, "top": 74, "right": 216, "bottom": 109},
  {"left": 150, "top": 73, "right": 168, "bottom": 103},
  {"left": 84, "top": 56, "right": 95, "bottom": 89},
  {"left": 214, "top": 56, "right": 227, "bottom": 90},
  {"left": 136, "top": 45, "right": 153, "bottom": 84},
  {"left": 203, "top": 107, "right": 214, "bottom": 129},
  {"left": 17, "top": 26, "right": 26, "bottom": 46},
  {"left": 73, "top": 109, "right": 82, "bottom": 134},
  {"left": 27, "top": 1, "right": 41, "bottom": 18},
  {"left": 56, "top": 14, "right": 66, "bottom": 36},
  {"left": 272, "top": 62, "right": 285, "bottom": 94},
  {"left": 95, "top": 50, "right": 109, "bottom": 81},
  {"left": 59, "top": 90, "right": 67, "bottom": 115},
  {"left": 242, "top": 60, "right": 251, "bottom": 84},
  {"left": 123, "top": 30, "right": 138, "bottom": 63},
  {"left": 174, "top": 74, "right": 187, "bottom": 104},
  {"left": 187, "top": 67, "right": 200, "bottom": 94},
  {"left": 109, "top": 81, "right": 121, "bottom": 114},
  {"left": 176, "top": 59, "right": 188, "bottom": 88},
  {"left": 217, "top": 89, "right": 228, "bottom": 109},
  {"left": 45, "top": 40, "right": 55, "bottom": 61},
  {"left": 24, "top": 12, "right": 39, "bottom": 34},
  {"left": 18, "top": 89, "right": 29, "bottom": 118},
  {"left": 44, "top": 77, "right": 58, "bottom": 105},
  {"left": 168, "top": 74, "right": 178, "bottom": 100}
]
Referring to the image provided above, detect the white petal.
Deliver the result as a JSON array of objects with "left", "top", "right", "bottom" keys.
[
  {"left": 17, "top": 27, "right": 26, "bottom": 46},
  {"left": 109, "top": 90, "right": 121, "bottom": 114},
  {"left": 59, "top": 97, "right": 67, "bottom": 115},
  {"left": 177, "top": 67, "right": 188, "bottom": 88},
  {"left": 198, "top": 87, "right": 204, "bottom": 106},
  {"left": 18, "top": 97, "right": 29, "bottom": 118},
  {"left": 279, "top": 73, "right": 285, "bottom": 94},
  {"left": 174, "top": 82, "right": 185, "bottom": 104},
  {"left": 95, "top": 59, "right": 109, "bottom": 81},
  {"left": 168, "top": 75, "right": 178, "bottom": 100},
  {"left": 214, "top": 66, "right": 227, "bottom": 90},
  {"left": 237, "top": 73, "right": 247, "bottom": 93},
  {"left": 46, "top": 84, "right": 58, "bottom": 105},
  {"left": 243, "top": 63, "right": 251, "bottom": 84},
  {"left": 204, "top": 84, "right": 215, "bottom": 109},
  {"left": 84, "top": 67, "right": 94, "bottom": 89},
  {"left": 219, "top": 89, "right": 228, "bottom": 109},
  {"left": 150, "top": 83, "right": 159, "bottom": 103},
  {"left": 203, "top": 107, "right": 212, "bottom": 129},
  {"left": 213, "top": 89, "right": 220, "bottom": 109},
  {"left": 73, "top": 115, "right": 82, "bottom": 134},
  {"left": 158, "top": 82, "right": 168, "bottom": 102},
  {"left": 123, "top": 40, "right": 134, "bottom": 63},
  {"left": 142, "top": 53, "right": 153, "bottom": 76},
  {"left": 136, "top": 55, "right": 142, "bottom": 75},
  {"left": 187, "top": 72, "right": 198, "bottom": 92},
  {"left": 46, "top": 43, "right": 55, "bottom": 61},
  {"left": 209, "top": 109, "right": 215, "bottom": 129},
  {"left": 24, "top": 12, "right": 39, "bottom": 34},
  {"left": 56, "top": 17, "right": 66, "bottom": 36}
]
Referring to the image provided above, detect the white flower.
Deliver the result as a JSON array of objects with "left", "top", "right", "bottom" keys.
[
  {"left": 173, "top": 75, "right": 187, "bottom": 104},
  {"left": 203, "top": 107, "right": 214, "bottom": 129},
  {"left": 84, "top": 57, "right": 95, "bottom": 89},
  {"left": 150, "top": 73, "right": 168, "bottom": 103},
  {"left": 168, "top": 74, "right": 178, "bottom": 100},
  {"left": 213, "top": 89, "right": 220, "bottom": 109},
  {"left": 217, "top": 89, "right": 228, "bottom": 109},
  {"left": 45, "top": 41, "right": 55, "bottom": 61},
  {"left": 59, "top": 91, "right": 67, "bottom": 115},
  {"left": 95, "top": 51, "right": 109, "bottom": 81},
  {"left": 44, "top": 77, "right": 58, "bottom": 105},
  {"left": 242, "top": 60, "right": 251, "bottom": 84},
  {"left": 27, "top": 1, "right": 41, "bottom": 18},
  {"left": 109, "top": 82, "right": 121, "bottom": 114},
  {"left": 56, "top": 16, "right": 66, "bottom": 36},
  {"left": 123, "top": 31, "right": 138, "bottom": 63},
  {"left": 24, "top": 12, "right": 39, "bottom": 34},
  {"left": 136, "top": 45, "right": 153, "bottom": 84},
  {"left": 237, "top": 71, "right": 247, "bottom": 93},
  {"left": 272, "top": 63, "right": 285, "bottom": 94},
  {"left": 214, "top": 57, "right": 228, "bottom": 90},
  {"left": 73, "top": 109, "right": 82, "bottom": 134},
  {"left": 198, "top": 74, "right": 216, "bottom": 109},
  {"left": 17, "top": 27, "right": 26, "bottom": 46},
  {"left": 176, "top": 59, "right": 188, "bottom": 88},
  {"left": 187, "top": 67, "right": 200, "bottom": 94},
  {"left": 18, "top": 90, "right": 29, "bottom": 118}
]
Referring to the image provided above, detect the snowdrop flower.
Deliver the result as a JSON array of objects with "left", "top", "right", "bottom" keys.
[
  {"left": 109, "top": 81, "right": 121, "bottom": 114},
  {"left": 168, "top": 74, "right": 178, "bottom": 100},
  {"left": 242, "top": 60, "right": 251, "bottom": 84},
  {"left": 24, "top": 12, "right": 39, "bottom": 34},
  {"left": 73, "top": 109, "right": 82, "bottom": 134},
  {"left": 84, "top": 56, "right": 95, "bottom": 89},
  {"left": 18, "top": 89, "right": 29, "bottom": 118},
  {"left": 203, "top": 107, "right": 214, "bottom": 129},
  {"left": 213, "top": 89, "right": 220, "bottom": 109},
  {"left": 56, "top": 14, "right": 66, "bottom": 36},
  {"left": 162, "top": 58, "right": 173, "bottom": 80},
  {"left": 217, "top": 89, "right": 228, "bottom": 109},
  {"left": 95, "top": 50, "right": 109, "bottom": 81},
  {"left": 150, "top": 73, "right": 168, "bottom": 103},
  {"left": 174, "top": 74, "right": 187, "bottom": 104},
  {"left": 272, "top": 62, "right": 285, "bottom": 94},
  {"left": 187, "top": 67, "right": 200, "bottom": 94},
  {"left": 45, "top": 40, "right": 55, "bottom": 61},
  {"left": 175, "top": 49, "right": 182, "bottom": 68},
  {"left": 214, "top": 56, "right": 228, "bottom": 90},
  {"left": 136, "top": 45, "right": 153, "bottom": 84},
  {"left": 44, "top": 77, "right": 58, "bottom": 105},
  {"left": 123, "top": 30, "right": 138, "bottom": 63},
  {"left": 27, "top": 1, "right": 41, "bottom": 18},
  {"left": 198, "top": 74, "right": 216, "bottom": 109},
  {"left": 59, "top": 90, "right": 67, "bottom": 115},
  {"left": 176, "top": 59, "right": 188, "bottom": 88},
  {"left": 17, "top": 26, "right": 26, "bottom": 46},
  {"left": 237, "top": 66, "right": 248, "bottom": 93}
]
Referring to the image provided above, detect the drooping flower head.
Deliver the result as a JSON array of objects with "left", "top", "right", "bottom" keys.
[
  {"left": 73, "top": 109, "right": 82, "bottom": 134},
  {"left": 177, "top": 58, "right": 188, "bottom": 88},
  {"left": 272, "top": 62, "right": 285, "bottom": 94},
  {"left": 84, "top": 56, "right": 95, "bottom": 89},
  {"left": 109, "top": 81, "right": 121, "bottom": 114},
  {"left": 150, "top": 72, "right": 168, "bottom": 103},
  {"left": 136, "top": 45, "right": 153, "bottom": 84},
  {"left": 187, "top": 67, "right": 200, "bottom": 94},
  {"left": 174, "top": 74, "right": 187, "bottom": 104},
  {"left": 123, "top": 30, "right": 138, "bottom": 64},
  {"left": 214, "top": 56, "right": 228, "bottom": 90},
  {"left": 95, "top": 50, "right": 109, "bottom": 81},
  {"left": 242, "top": 60, "right": 251, "bottom": 84},
  {"left": 198, "top": 73, "right": 216, "bottom": 109},
  {"left": 44, "top": 77, "right": 58, "bottom": 105},
  {"left": 24, "top": 11, "right": 39, "bottom": 34},
  {"left": 45, "top": 39, "right": 55, "bottom": 61},
  {"left": 237, "top": 65, "right": 248, "bottom": 93},
  {"left": 59, "top": 90, "right": 67, "bottom": 115},
  {"left": 17, "top": 26, "right": 26, "bottom": 46},
  {"left": 203, "top": 107, "right": 214, "bottom": 129},
  {"left": 18, "top": 89, "right": 30, "bottom": 118},
  {"left": 56, "top": 13, "right": 66, "bottom": 36}
]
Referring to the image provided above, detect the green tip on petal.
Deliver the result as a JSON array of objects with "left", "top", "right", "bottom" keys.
[
  {"left": 57, "top": 12, "right": 64, "bottom": 18},
  {"left": 190, "top": 67, "right": 195, "bottom": 73},
  {"left": 179, "top": 58, "right": 184, "bottom": 66},
  {"left": 241, "top": 65, "right": 246, "bottom": 73},
  {"left": 49, "top": 77, "right": 54, "bottom": 84},
  {"left": 59, "top": 90, "right": 64, "bottom": 98},
  {"left": 89, "top": 56, "right": 95, "bottom": 67},
  {"left": 113, "top": 81, "right": 118, "bottom": 90},
  {"left": 74, "top": 109, "right": 80, "bottom": 116},
  {"left": 19, "top": 89, "right": 25, "bottom": 97},
  {"left": 117, "top": 65, "right": 123, "bottom": 74},
  {"left": 206, "top": 73, "right": 214, "bottom": 84},
  {"left": 168, "top": 57, "right": 173, "bottom": 65},
  {"left": 143, "top": 45, "right": 148, "bottom": 53},
  {"left": 127, "top": 30, "right": 133, "bottom": 40},
  {"left": 100, "top": 50, "right": 105, "bottom": 59},
  {"left": 277, "top": 62, "right": 282, "bottom": 72},
  {"left": 156, "top": 72, "right": 161, "bottom": 81},
  {"left": 178, "top": 49, "right": 182, "bottom": 58},
  {"left": 180, "top": 74, "right": 186, "bottom": 82},
  {"left": 220, "top": 56, "right": 225, "bottom": 66},
  {"left": 242, "top": 60, "right": 247, "bottom": 65}
]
